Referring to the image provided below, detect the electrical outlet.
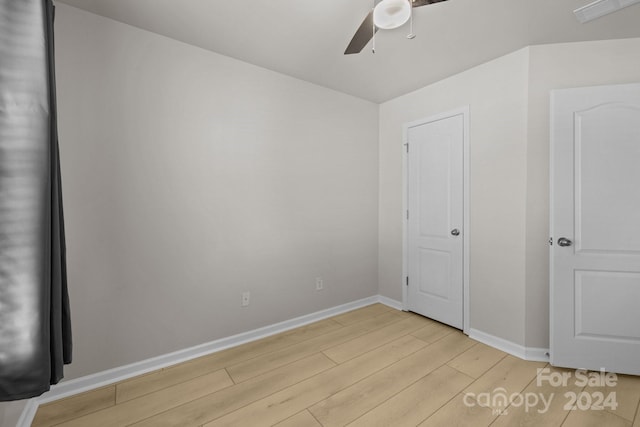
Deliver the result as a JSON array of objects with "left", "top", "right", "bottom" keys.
[
  {"left": 315, "top": 277, "right": 324, "bottom": 291},
  {"left": 241, "top": 291, "right": 250, "bottom": 307}
]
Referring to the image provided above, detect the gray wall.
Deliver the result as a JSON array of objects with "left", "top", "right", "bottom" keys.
[
  {"left": 55, "top": 4, "right": 379, "bottom": 379},
  {"left": 0, "top": 400, "right": 26, "bottom": 427}
]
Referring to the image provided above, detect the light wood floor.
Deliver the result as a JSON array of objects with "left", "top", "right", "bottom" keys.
[{"left": 33, "top": 304, "right": 640, "bottom": 426}]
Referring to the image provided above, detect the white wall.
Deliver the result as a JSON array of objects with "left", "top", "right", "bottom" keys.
[
  {"left": 54, "top": 4, "right": 379, "bottom": 379},
  {"left": 379, "top": 49, "right": 530, "bottom": 345}
]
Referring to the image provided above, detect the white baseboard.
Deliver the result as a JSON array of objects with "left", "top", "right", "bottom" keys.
[
  {"left": 18, "top": 295, "right": 401, "bottom": 427},
  {"left": 377, "top": 295, "right": 403, "bottom": 311},
  {"left": 16, "top": 400, "right": 38, "bottom": 427},
  {"left": 524, "top": 347, "right": 551, "bottom": 362},
  {"left": 468, "top": 328, "right": 550, "bottom": 362}
]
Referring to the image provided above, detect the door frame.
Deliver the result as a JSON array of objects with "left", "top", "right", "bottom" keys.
[{"left": 402, "top": 106, "right": 470, "bottom": 334}]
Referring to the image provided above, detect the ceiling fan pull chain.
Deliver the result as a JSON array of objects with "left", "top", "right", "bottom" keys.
[
  {"left": 372, "top": 7, "right": 376, "bottom": 53},
  {"left": 407, "top": 0, "right": 416, "bottom": 39}
]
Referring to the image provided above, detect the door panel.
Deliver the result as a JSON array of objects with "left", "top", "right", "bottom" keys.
[
  {"left": 551, "top": 83, "right": 640, "bottom": 375},
  {"left": 407, "top": 113, "right": 464, "bottom": 329},
  {"left": 418, "top": 248, "right": 451, "bottom": 300},
  {"left": 417, "top": 135, "right": 451, "bottom": 238},
  {"left": 575, "top": 271, "right": 640, "bottom": 341},
  {"left": 575, "top": 104, "right": 640, "bottom": 253}
]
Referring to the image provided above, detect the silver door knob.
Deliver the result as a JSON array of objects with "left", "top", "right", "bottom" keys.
[
  {"left": 451, "top": 229, "right": 460, "bottom": 236},
  {"left": 557, "top": 237, "right": 572, "bottom": 247}
]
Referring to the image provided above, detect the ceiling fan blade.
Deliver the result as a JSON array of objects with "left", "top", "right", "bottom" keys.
[
  {"left": 344, "top": 10, "right": 377, "bottom": 55},
  {"left": 344, "top": 0, "right": 448, "bottom": 55},
  {"left": 410, "top": 0, "right": 448, "bottom": 8}
]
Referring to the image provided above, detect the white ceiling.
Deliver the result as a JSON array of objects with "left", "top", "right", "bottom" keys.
[{"left": 57, "top": 0, "right": 640, "bottom": 103}]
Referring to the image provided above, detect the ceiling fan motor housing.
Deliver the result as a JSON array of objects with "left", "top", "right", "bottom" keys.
[{"left": 373, "top": 0, "right": 412, "bottom": 30}]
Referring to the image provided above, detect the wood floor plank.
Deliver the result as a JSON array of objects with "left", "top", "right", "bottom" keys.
[
  {"left": 273, "top": 410, "right": 322, "bottom": 427},
  {"left": 323, "top": 314, "right": 432, "bottom": 363},
  {"left": 330, "top": 303, "right": 392, "bottom": 326},
  {"left": 31, "top": 386, "right": 115, "bottom": 427},
  {"left": 278, "top": 318, "right": 344, "bottom": 342},
  {"left": 116, "top": 318, "right": 342, "bottom": 402},
  {"left": 589, "top": 373, "right": 640, "bottom": 422},
  {"left": 447, "top": 342, "right": 507, "bottom": 379},
  {"left": 418, "top": 393, "right": 497, "bottom": 427},
  {"left": 226, "top": 311, "right": 403, "bottom": 383},
  {"left": 562, "top": 408, "right": 632, "bottom": 427},
  {"left": 421, "top": 361, "right": 567, "bottom": 427},
  {"left": 490, "top": 366, "right": 580, "bottom": 427},
  {"left": 463, "top": 355, "right": 547, "bottom": 414},
  {"left": 56, "top": 370, "right": 233, "bottom": 427},
  {"left": 202, "top": 335, "right": 428, "bottom": 427},
  {"left": 129, "top": 353, "right": 336, "bottom": 427},
  {"left": 633, "top": 401, "right": 640, "bottom": 426},
  {"left": 347, "top": 365, "right": 474, "bottom": 427},
  {"left": 410, "top": 319, "right": 454, "bottom": 343},
  {"left": 309, "top": 331, "right": 475, "bottom": 427}
]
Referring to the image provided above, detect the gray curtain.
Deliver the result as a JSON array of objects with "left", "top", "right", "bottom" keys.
[{"left": 0, "top": 0, "right": 72, "bottom": 401}]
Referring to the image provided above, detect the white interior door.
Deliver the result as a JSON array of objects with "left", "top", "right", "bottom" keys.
[
  {"left": 551, "top": 83, "right": 640, "bottom": 375},
  {"left": 405, "top": 111, "right": 465, "bottom": 329}
]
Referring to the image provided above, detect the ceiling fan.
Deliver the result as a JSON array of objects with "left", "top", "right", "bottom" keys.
[{"left": 344, "top": 0, "right": 448, "bottom": 54}]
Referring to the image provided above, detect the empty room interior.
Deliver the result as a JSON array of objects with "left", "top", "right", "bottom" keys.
[{"left": 1, "top": 0, "right": 640, "bottom": 426}]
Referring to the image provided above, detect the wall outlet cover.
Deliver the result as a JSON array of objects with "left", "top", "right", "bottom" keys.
[{"left": 241, "top": 291, "right": 250, "bottom": 307}]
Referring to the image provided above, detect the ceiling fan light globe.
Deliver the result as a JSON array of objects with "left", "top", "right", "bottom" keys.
[{"left": 373, "top": 0, "right": 412, "bottom": 30}]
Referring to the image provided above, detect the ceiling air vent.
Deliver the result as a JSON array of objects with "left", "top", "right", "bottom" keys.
[{"left": 574, "top": 0, "right": 640, "bottom": 23}]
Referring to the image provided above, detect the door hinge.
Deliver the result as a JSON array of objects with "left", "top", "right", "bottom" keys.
[
  {"left": 549, "top": 237, "right": 553, "bottom": 246},
  {"left": 405, "top": 143, "right": 409, "bottom": 153},
  {"left": 406, "top": 276, "right": 409, "bottom": 286}
]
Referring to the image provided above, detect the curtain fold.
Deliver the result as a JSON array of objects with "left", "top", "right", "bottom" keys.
[{"left": 0, "top": 0, "right": 72, "bottom": 401}]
